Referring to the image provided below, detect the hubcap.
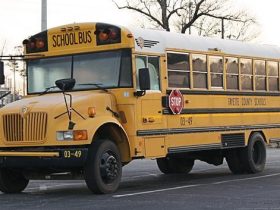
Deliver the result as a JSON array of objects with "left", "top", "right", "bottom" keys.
[{"left": 100, "top": 151, "right": 119, "bottom": 183}]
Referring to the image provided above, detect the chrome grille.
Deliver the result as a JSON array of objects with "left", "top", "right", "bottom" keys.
[{"left": 3, "top": 112, "right": 48, "bottom": 143}]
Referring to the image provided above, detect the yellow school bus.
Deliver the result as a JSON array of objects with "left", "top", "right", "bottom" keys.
[{"left": 0, "top": 22, "right": 279, "bottom": 194}]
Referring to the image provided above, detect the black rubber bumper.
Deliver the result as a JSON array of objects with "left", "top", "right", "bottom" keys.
[{"left": 0, "top": 148, "right": 88, "bottom": 169}]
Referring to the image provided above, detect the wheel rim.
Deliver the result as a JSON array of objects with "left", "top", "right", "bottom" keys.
[{"left": 99, "top": 150, "right": 119, "bottom": 184}]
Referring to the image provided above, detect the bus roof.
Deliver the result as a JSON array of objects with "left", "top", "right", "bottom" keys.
[{"left": 130, "top": 27, "right": 280, "bottom": 60}]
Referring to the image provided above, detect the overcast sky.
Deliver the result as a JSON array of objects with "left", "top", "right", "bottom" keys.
[{"left": 0, "top": 0, "right": 280, "bottom": 54}]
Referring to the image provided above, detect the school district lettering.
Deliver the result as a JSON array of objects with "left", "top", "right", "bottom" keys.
[{"left": 228, "top": 97, "right": 267, "bottom": 106}]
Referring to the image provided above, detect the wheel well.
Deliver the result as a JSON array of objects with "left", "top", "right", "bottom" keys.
[
  {"left": 93, "top": 123, "right": 131, "bottom": 163},
  {"left": 249, "top": 131, "right": 267, "bottom": 144}
]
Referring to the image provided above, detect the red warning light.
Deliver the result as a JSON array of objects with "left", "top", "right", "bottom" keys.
[
  {"left": 36, "top": 39, "right": 45, "bottom": 48},
  {"left": 109, "top": 30, "right": 118, "bottom": 40},
  {"left": 23, "top": 30, "right": 48, "bottom": 53},
  {"left": 98, "top": 32, "right": 109, "bottom": 41},
  {"left": 29, "top": 42, "right": 36, "bottom": 49},
  {"left": 95, "top": 23, "right": 121, "bottom": 45}
]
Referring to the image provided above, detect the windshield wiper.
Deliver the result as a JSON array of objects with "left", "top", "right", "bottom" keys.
[
  {"left": 39, "top": 86, "right": 57, "bottom": 96},
  {"left": 78, "top": 83, "right": 109, "bottom": 92},
  {"left": 39, "top": 83, "right": 109, "bottom": 95}
]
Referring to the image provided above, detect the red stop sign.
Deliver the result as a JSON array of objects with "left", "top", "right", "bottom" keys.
[{"left": 168, "top": 89, "right": 184, "bottom": 114}]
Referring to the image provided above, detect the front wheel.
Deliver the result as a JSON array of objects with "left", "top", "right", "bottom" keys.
[
  {"left": 0, "top": 168, "right": 29, "bottom": 193},
  {"left": 84, "top": 139, "right": 122, "bottom": 194}
]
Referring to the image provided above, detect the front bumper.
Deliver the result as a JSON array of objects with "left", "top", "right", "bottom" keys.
[{"left": 0, "top": 148, "right": 88, "bottom": 169}]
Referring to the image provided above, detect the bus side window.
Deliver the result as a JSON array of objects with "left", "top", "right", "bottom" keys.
[
  {"left": 267, "top": 61, "right": 279, "bottom": 91},
  {"left": 148, "top": 57, "right": 160, "bottom": 90},
  {"left": 192, "top": 54, "right": 207, "bottom": 89},
  {"left": 240, "top": 58, "right": 253, "bottom": 91},
  {"left": 167, "top": 52, "right": 190, "bottom": 88},
  {"left": 136, "top": 56, "right": 146, "bottom": 90},
  {"left": 136, "top": 56, "right": 160, "bottom": 91}
]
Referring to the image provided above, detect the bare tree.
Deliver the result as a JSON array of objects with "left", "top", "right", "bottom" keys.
[{"left": 113, "top": 0, "right": 259, "bottom": 40}]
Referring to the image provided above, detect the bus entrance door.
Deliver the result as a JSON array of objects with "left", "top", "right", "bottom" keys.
[
  {"left": 138, "top": 91, "right": 166, "bottom": 158},
  {"left": 135, "top": 55, "right": 167, "bottom": 158}
]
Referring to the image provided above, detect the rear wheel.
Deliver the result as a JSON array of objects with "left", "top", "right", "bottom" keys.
[
  {"left": 226, "top": 149, "right": 246, "bottom": 174},
  {"left": 84, "top": 139, "right": 122, "bottom": 194},
  {"left": 226, "top": 132, "right": 266, "bottom": 174},
  {"left": 242, "top": 133, "right": 266, "bottom": 173},
  {"left": 156, "top": 157, "right": 194, "bottom": 174},
  {"left": 0, "top": 168, "right": 29, "bottom": 193}
]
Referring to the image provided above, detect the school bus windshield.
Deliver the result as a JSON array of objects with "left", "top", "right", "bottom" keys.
[{"left": 27, "top": 49, "right": 132, "bottom": 94}]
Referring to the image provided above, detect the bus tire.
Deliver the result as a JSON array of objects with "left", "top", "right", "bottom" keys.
[
  {"left": 0, "top": 168, "right": 29, "bottom": 193},
  {"left": 156, "top": 157, "right": 194, "bottom": 174},
  {"left": 84, "top": 139, "right": 122, "bottom": 194},
  {"left": 156, "top": 157, "right": 172, "bottom": 174},
  {"left": 242, "top": 133, "right": 266, "bottom": 173},
  {"left": 226, "top": 149, "right": 246, "bottom": 174}
]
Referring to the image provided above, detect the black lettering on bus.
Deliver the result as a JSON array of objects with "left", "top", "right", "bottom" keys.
[
  {"left": 52, "top": 35, "right": 57, "bottom": 47},
  {"left": 52, "top": 31, "right": 92, "bottom": 48},
  {"left": 242, "top": 98, "right": 252, "bottom": 106},
  {"left": 228, "top": 98, "right": 239, "bottom": 106},
  {"left": 86, "top": 31, "right": 92, "bottom": 43},
  {"left": 58, "top": 35, "right": 62, "bottom": 47},
  {"left": 64, "top": 34, "right": 69, "bottom": 46},
  {"left": 254, "top": 98, "right": 267, "bottom": 106},
  {"left": 69, "top": 33, "right": 74, "bottom": 45},
  {"left": 78, "top": 32, "right": 84, "bottom": 44}
]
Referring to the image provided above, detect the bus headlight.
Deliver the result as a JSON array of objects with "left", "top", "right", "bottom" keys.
[{"left": 56, "top": 130, "right": 88, "bottom": 141}]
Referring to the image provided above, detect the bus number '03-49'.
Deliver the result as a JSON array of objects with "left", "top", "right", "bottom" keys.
[
  {"left": 180, "top": 117, "right": 193, "bottom": 126},
  {"left": 64, "top": 150, "right": 82, "bottom": 158}
]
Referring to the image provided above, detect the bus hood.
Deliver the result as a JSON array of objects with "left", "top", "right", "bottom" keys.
[{"left": 0, "top": 91, "right": 113, "bottom": 120}]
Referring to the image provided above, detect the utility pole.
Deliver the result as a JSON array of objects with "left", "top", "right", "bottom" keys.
[{"left": 41, "top": 0, "right": 47, "bottom": 31}]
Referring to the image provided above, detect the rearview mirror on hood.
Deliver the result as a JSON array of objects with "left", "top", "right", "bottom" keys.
[{"left": 55, "top": 78, "right": 76, "bottom": 92}]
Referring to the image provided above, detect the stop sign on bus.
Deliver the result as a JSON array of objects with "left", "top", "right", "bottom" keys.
[{"left": 168, "top": 89, "right": 184, "bottom": 114}]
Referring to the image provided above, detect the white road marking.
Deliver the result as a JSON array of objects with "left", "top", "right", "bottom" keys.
[
  {"left": 266, "top": 160, "right": 280, "bottom": 164},
  {"left": 122, "top": 173, "right": 159, "bottom": 180},
  {"left": 113, "top": 172, "right": 280, "bottom": 198},
  {"left": 26, "top": 183, "right": 84, "bottom": 192},
  {"left": 24, "top": 161, "right": 280, "bottom": 194}
]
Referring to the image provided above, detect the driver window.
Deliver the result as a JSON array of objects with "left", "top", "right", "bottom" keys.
[{"left": 136, "top": 56, "right": 160, "bottom": 90}]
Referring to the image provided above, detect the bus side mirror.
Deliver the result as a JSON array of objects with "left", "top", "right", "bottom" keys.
[
  {"left": 139, "top": 68, "right": 150, "bottom": 90},
  {"left": 55, "top": 78, "right": 76, "bottom": 92},
  {"left": 134, "top": 68, "right": 150, "bottom": 97},
  {"left": 0, "top": 61, "right": 5, "bottom": 85}
]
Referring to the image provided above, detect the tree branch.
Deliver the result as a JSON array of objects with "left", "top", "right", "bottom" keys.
[{"left": 113, "top": 1, "right": 165, "bottom": 29}]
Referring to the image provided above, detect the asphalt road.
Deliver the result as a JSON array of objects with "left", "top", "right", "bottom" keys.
[{"left": 1, "top": 148, "right": 280, "bottom": 210}]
